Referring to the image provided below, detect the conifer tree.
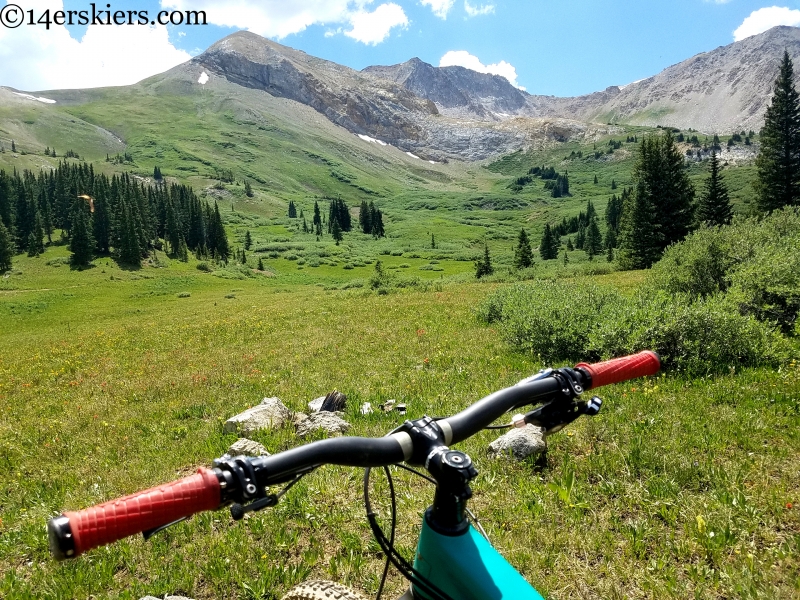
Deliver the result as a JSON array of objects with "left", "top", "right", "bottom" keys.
[
  {"left": 593, "top": 174, "right": 598, "bottom": 184},
  {"left": 696, "top": 150, "right": 733, "bottom": 226},
  {"left": 288, "top": 199, "right": 296, "bottom": 217},
  {"left": 620, "top": 131, "right": 694, "bottom": 263},
  {"left": 513, "top": 228, "right": 533, "bottom": 269},
  {"left": 11, "top": 141, "right": 15, "bottom": 153},
  {"left": 370, "top": 202, "right": 385, "bottom": 238},
  {"left": 313, "top": 201, "right": 322, "bottom": 236},
  {"left": 566, "top": 237, "right": 574, "bottom": 251},
  {"left": 118, "top": 203, "right": 141, "bottom": 266},
  {"left": 539, "top": 223, "right": 558, "bottom": 260},
  {"left": 244, "top": 180, "right": 254, "bottom": 198},
  {"left": 359, "top": 200, "right": 372, "bottom": 234},
  {"left": 331, "top": 217, "right": 343, "bottom": 245},
  {"left": 258, "top": 256, "right": 264, "bottom": 271},
  {"left": 584, "top": 216, "right": 603, "bottom": 260},
  {"left": 0, "top": 220, "right": 12, "bottom": 273},
  {"left": 27, "top": 210, "right": 44, "bottom": 256},
  {"left": 431, "top": 233, "right": 436, "bottom": 249},
  {"left": 244, "top": 230, "right": 252, "bottom": 250},
  {"left": 616, "top": 179, "right": 661, "bottom": 270},
  {"left": 69, "top": 201, "right": 95, "bottom": 267},
  {"left": 755, "top": 50, "right": 800, "bottom": 212},
  {"left": 475, "top": 243, "right": 493, "bottom": 278}
]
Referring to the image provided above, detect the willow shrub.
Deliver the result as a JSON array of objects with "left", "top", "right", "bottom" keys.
[
  {"left": 478, "top": 281, "right": 789, "bottom": 375},
  {"left": 647, "top": 207, "right": 800, "bottom": 333}
]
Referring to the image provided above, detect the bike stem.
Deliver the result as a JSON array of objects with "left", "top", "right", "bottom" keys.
[{"left": 399, "top": 416, "right": 478, "bottom": 536}]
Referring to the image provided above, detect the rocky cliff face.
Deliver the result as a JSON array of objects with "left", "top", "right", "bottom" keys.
[
  {"left": 191, "top": 26, "right": 800, "bottom": 160},
  {"left": 196, "top": 32, "right": 437, "bottom": 147},
  {"left": 363, "top": 58, "right": 529, "bottom": 119},
  {"left": 558, "top": 26, "right": 800, "bottom": 132},
  {"left": 193, "top": 32, "right": 607, "bottom": 161}
]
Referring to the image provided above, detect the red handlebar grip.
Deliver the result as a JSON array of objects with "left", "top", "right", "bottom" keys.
[
  {"left": 576, "top": 351, "right": 661, "bottom": 389},
  {"left": 54, "top": 468, "right": 221, "bottom": 559}
]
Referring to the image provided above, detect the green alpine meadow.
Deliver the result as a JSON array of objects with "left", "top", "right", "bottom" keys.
[{"left": 1, "top": 26, "right": 799, "bottom": 600}]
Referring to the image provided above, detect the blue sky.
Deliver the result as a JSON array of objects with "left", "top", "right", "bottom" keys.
[{"left": 2, "top": 1, "right": 800, "bottom": 94}]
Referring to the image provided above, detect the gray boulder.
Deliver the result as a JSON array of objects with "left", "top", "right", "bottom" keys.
[
  {"left": 224, "top": 397, "right": 291, "bottom": 435},
  {"left": 308, "top": 396, "right": 325, "bottom": 412},
  {"left": 227, "top": 438, "right": 270, "bottom": 457},
  {"left": 296, "top": 411, "right": 351, "bottom": 438},
  {"left": 487, "top": 425, "right": 547, "bottom": 461}
]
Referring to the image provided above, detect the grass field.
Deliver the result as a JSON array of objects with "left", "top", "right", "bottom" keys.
[
  {"left": 2, "top": 79, "right": 797, "bottom": 598},
  {"left": 1, "top": 242, "right": 798, "bottom": 599}
]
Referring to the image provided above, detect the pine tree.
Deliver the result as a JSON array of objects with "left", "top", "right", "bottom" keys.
[
  {"left": 258, "top": 257, "right": 264, "bottom": 271},
  {"left": 370, "top": 204, "right": 385, "bottom": 238},
  {"left": 475, "top": 243, "right": 493, "bottom": 278},
  {"left": 118, "top": 203, "right": 141, "bottom": 266},
  {"left": 624, "top": 131, "right": 694, "bottom": 258},
  {"left": 27, "top": 210, "right": 44, "bottom": 257},
  {"left": 0, "top": 220, "right": 12, "bottom": 273},
  {"left": 244, "top": 230, "right": 252, "bottom": 250},
  {"left": 359, "top": 200, "right": 372, "bottom": 234},
  {"left": 513, "top": 228, "right": 533, "bottom": 269},
  {"left": 616, "top": 179, "right": 661, "bottom": 270},
  {"left": 696, "top": 150, "right": 733, "bottom": 226},
  {"left": 288, "top": 199, "right": 296, "bottom": 217},
  {"left": 245, "top": 180, "right": 254, "bottom": 198},
  {"left": 431, "top": 233, "right": 436, "bottom": 249},
  {"left": 593, "top": 174, "right": 598, "bottom": 184},
  {"left": 539, "top": 223, "right": 559, "bottom": 260},
  {"left": 755, "top": 50, "right": 800, "bottom": 212},
  {"left": 11, "top": 140, "right": 15, "bottom": 153},
  {"left": 313, "top": 201, "right": 322, "bottom": 236},
  {"left": 611, "top": 179, "right": 617, "bottom": 190},
  {"left": 331, "top": 217, "right": 343, "bottom": 245},
  {"left": 69, "top": 202, "right": 95, "bottom": 267},
  {"left": 302, "top": 217, "right": 309, "bottom": 233},
  {"left": 584, "top": 216, "right": 603, "bottom": 260},
  {"left": 566, "top": 237, "right": 574, "bottom": 251}
]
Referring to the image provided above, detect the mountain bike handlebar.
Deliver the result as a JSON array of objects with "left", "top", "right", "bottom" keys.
[{"left": 48, "top": 351, "right": 660, "bottom": 560}]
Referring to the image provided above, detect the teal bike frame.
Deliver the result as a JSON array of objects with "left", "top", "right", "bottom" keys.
[{"left": 410, "top": 518, "right": 545, "bottom": 600}]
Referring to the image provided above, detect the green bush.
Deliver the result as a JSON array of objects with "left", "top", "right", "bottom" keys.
[
  {"left": 647, "top": 208, "right": 800, "bottom": 332},
  {"left": 588, "top": 291, "right": 788, "bottom": 375},
  {"left": 476, "top": 281, "right": 623, "bottom": 363},
  {"left": 196, "top": 262, "right": 212, "bottom": 272},
  {"left": 479, "top": 280, "right": 789, "bottom": 375}
]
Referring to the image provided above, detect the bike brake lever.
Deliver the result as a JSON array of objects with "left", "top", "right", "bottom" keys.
[
  {"left": 230, "top": 495, "right": 279, "bottom": 520},
  {"left": 142, "top": 516, "right": 189, "bottom": 541}
]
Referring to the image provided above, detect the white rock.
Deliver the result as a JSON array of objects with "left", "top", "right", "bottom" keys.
[
  {"left": 296, "top": 411, "right": 351, "bottom": 438},
  {"left": 224, "top": 397, "right": 291, "bottom": 435},
  {"left": 487, "top": 425, "right": 547, "bottom": 461},
  {"left": 227, "top": 438, "right": 270, "bottom": 457},
  {"left": 308, "top": 396, "right": 325, "bottom": 412},
  {"left": 360, "top": 402, "right": 373, "bottom": 415}
]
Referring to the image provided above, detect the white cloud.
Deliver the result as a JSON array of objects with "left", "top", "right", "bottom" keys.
[
  {"left": 420, "top": 0, "right": 456, "bottom": 19},
  {"left": 0, "top": 0, "right": 191, "bottom": 91},
  {"left": 162, "top": 0, "right": 405, "bottom": 44},
  {"left": 464, "top": 1, "right": 494, "bottom": 17},
  {"left": 345, "top": 3, "right": 408, "bottom": 45},
  {"left": 733, "top": 6, "right": 800, "bottom": 41},
  {"left": 439, "top": 50, "right": 523, "bottom": 89}
]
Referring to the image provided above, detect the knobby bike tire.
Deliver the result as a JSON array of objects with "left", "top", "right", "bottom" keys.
[{"left": 281, "top": 579, "right": 369, "bottom": 600}]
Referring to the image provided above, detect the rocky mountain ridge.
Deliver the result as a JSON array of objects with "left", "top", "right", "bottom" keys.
[
  {"left": 191, "top": 26, "right": 800, "bottom": 160},
  {"left": 193, "top": 32, "right": 612, "bottom": 161}
]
